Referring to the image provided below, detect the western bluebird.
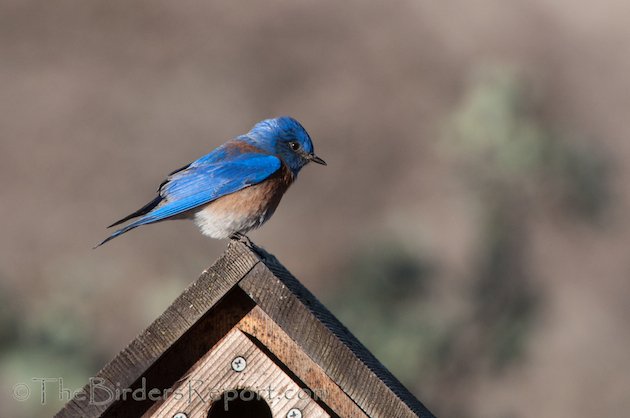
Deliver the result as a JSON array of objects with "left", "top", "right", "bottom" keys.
[{"left": 95, "top": 116, "right": 326, "bottom": 247}]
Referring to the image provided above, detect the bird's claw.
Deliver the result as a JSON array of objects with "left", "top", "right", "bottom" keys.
[{"left": 230, "top": 233, "right": 254, "bottom": 248}]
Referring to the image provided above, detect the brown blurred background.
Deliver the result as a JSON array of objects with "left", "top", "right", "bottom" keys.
[{"left": 1, "top": 1, "right": 630, "bottom": 417}]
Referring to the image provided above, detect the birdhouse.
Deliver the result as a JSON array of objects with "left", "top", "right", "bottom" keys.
[{"left": 56, "top": 242, "right": 435, "bottom": 418}]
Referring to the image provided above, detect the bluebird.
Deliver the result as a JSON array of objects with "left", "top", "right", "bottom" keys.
[{"left": 95, "top": 117, "right": 326, "bottom": 247}]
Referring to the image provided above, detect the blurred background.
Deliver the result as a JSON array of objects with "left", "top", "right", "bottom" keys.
[{"left": 1, "top": 1, "right": 629, "bottom": 417}]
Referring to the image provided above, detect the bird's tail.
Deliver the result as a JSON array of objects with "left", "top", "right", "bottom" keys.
[
  {"left": 94, "top": 196, "right": 163, "bottom": 248},
  {"left": 93, "top": 223, "right": 140, "bottom": 249},
  {"left": 107, "top": 195, "right": 163, "bottom": 228}
]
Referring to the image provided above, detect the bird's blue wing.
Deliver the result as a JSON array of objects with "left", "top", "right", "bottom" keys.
[
  {"left": 95, "top": 152, "right": 280, "bottom": 247},
  {"left": 156, "top": 152, "right": 281, "bottom": 214}
]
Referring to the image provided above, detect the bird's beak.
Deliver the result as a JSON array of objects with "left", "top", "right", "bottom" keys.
[{"left": 309, "top": 154, "right": 327, "bottom": 165}]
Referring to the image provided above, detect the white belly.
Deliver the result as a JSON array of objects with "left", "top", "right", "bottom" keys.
[{"left": 193, "top": 204, "right": 269, "bottom": 239}]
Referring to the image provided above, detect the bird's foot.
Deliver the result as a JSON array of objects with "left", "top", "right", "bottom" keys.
[{"left": 230, "top": 232, "right": 254, "bottom": 248}]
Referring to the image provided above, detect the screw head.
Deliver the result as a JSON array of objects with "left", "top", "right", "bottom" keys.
[
  {"left": 173, "top": 413, "right": 188, "bottom": 418},
  {"left": 287, "top": 408, "right": 302, "bottom": 418},
  {"left": 231, "top": 356, "right": 247, "bottom": 372}
]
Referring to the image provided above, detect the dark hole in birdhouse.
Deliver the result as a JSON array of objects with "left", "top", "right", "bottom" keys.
[{"left": 207, "top": 389, "right": 272, "bottom": 418}]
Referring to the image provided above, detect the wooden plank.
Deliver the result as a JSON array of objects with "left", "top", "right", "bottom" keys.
[
  {"left": 55, "top": 242, "right": 260, "bottom": 418},
  {"left": 238, "top": 255, "right": 436, "bottom": 418},
  {"left": 238, "top": 306, "right": 369, "bottom": 418},
  {"left": 145, "top": 328, "right": 330, "bottom": 418},
  {"left": 56, "top": 241, "right": 436, "bottom": 417},
  {"left": 103, "top": 290, "right": 254, "bottom": 417}
]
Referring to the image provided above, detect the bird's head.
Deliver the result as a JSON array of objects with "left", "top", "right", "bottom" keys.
[{"left": 244, "top": 116, "right": 326, "bottom": 175}]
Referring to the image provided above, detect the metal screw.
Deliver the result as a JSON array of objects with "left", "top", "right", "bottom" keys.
[
  {"left": 287, "top": 408, "right": 302, "bottom": 418},
  {"left": 173, "top": 413, "right": 188, "bottom": 418},
  {"left": 231, "top": 356, "right": 247, "bottom": 372}
]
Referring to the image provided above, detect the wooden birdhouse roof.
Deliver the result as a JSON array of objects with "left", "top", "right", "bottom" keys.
[{"left": 57, "top": 242, "right": 436, "bottom": 418}]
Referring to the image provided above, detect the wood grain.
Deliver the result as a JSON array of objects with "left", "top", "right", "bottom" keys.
[
  {"left": 145, "top": 328, "right": 329, "bottom": 418},
  {"left": 238, "top": 306, "right": 368, "bottom": 418},
  {"left": 56, "top": 242, "right": 259, "bottom": 418},
  {"left": 56, "top": 241, "right": 436, "bottom": 417},
  {"left": 239, "top": 252, "right": 436, "bottom": 418}
]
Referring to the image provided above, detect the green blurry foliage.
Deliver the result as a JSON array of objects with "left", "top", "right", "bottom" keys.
[
  {"left": 449, "top": 70, "right": 546, "bottom": 179},
  {"left": 324, "top": 243, "right": 445, "bottom": 386},
  {"left": 443, "top": 66, "right": 613, "bottom": 370},
  {"left": 448, "top": 67, "right": 611, "bottom": 222},
  {"left": 0, "top": 258, "right": 189, "bottom": 417},
  {"left": 444, "top": 68, "right": 555, "bottom": 372},
  {"left": 472, "top": 199, "right": 540, "bottom": 370},
  {"left": 0, "top": 283, "right": 20, "bottom": 349},
  {"left": 325, "top": 68, "right": 618, "bottom": 415},
  {"left": 546, "top": 140, "right": 610, "bottom": 221},
  {"left": 0, "top": 288, "right": 105, "bottom": 416}
]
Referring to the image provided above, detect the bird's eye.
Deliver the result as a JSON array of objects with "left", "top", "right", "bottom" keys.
[{"left": 289, "top": 141, "right": 301, "bottom": 151}]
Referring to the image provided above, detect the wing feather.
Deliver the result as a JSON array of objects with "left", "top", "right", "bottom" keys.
[{"left": 95, "top": 152, "right": 280, "bottom": 247}]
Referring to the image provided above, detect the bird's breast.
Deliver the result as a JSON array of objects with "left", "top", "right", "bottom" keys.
[{"left": 193, "top": 165, "right": 294, "bottom": 238}]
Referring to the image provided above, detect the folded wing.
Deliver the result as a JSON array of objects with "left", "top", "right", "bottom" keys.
[{"left": 96, "top": 152, "right": 281, "bottom": 247}]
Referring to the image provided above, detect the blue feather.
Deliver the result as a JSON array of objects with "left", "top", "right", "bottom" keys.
[
  {"left": 96, "top": 116, "right": 325, "bottom": 247},
  {"left": 95, "top": 152, "right": 280, "bottom": 247}
]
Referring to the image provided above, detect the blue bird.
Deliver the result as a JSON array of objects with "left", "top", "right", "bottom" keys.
[{"left": 95, "top": 117, "right": 326, "bottom": 247}]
